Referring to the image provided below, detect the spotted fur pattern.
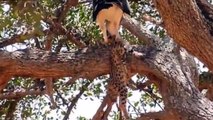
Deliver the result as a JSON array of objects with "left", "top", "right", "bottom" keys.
[{"left": 107, "top": 39, "right": 129, "bottom": 119}]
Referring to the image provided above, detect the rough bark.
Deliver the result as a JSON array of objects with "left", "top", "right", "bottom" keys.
[
  {"left": 153, "top": 0, "right": 213, "bottom": 71},
  {"left": 0, "top": 45, "right": 149, "bottom": 88},
  {"left": 137, "top": 111, "right": 179, "bottom": 120},
  {"left": 144, "top": 38, "right": 213, "bottom": 120}
]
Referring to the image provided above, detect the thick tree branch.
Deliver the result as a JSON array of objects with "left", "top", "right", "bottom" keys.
[
  {"left": 143, "top": 39, "right": 213, "bottom": 119},
  {"left": 153, "top": 0, "right": 213, "bottom": 71},
  {"left": 116, "top": 16, "right": 212, "bottom": 118},
  {"left": 0, "top": 44, "right": 149, "bottom": 89},
  {"left": 122, "top": 15, "right": 154, "bottom": 44},
  {"left": 136, "top": 111, "right": 180, "bottom": 120}
]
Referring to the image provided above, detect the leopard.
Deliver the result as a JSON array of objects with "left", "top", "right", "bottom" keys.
[
  {"left": 93, "top": 36, "right": 131, "bottom": 120},
  {"left": 106, "top": 38, "right": 130, "bottom": 119}
]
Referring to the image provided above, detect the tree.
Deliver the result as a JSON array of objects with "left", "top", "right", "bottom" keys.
[{"left": 0, "top": 0, "right": 213, "bottom": 119}]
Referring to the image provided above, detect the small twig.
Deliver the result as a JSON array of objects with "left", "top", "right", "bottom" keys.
[
  {"left": 143, "top": 90, "right": 163, "bottom": 111},
  {"left": 0, "top": 90, "right": 45, "bottom": 100},
  {"left": 127, "top": 79, "right": 138, "bottom": 90},
  {"left": 63, "top": 81, "right": 90, "bottom": 120},
  {"left": 127, "top": 100, "right": 140, "bottom": 117},
  {"left": 132, "top": 79, "right": 163, "bottom": 111},
  {"left": 55, "top": 39, "right": 66, "bottom": 53},
  {"left": 78, "top": 0, "right": 92, "bottom": 5},
  {"left": 34, "top": 37, "right": 41, "bottom": 49},
  {"left": 142, "top": 14, "right": 163, "bottom": 27},
  {"left": 39, "top": 1, "right": 86, "bottom": 48},
  {"left": 65, "top": 76, "right": 80, "bottom": 86},
  {"left": 140, "top": 99, "right": 147, "bottom": 113},
  {"left": 55, "top": 89, "right": 68, "bottom": 106},
  {"left": 5, "top": 99, "right": 20, "bottom": 120}
]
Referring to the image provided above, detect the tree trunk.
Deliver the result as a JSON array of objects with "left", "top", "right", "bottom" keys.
[
  {"left": 153, "top": 0, "right": 213, "bottom": 70},
  {"left": 145, "top": 38, "right": 213, "bottom": 120}
]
